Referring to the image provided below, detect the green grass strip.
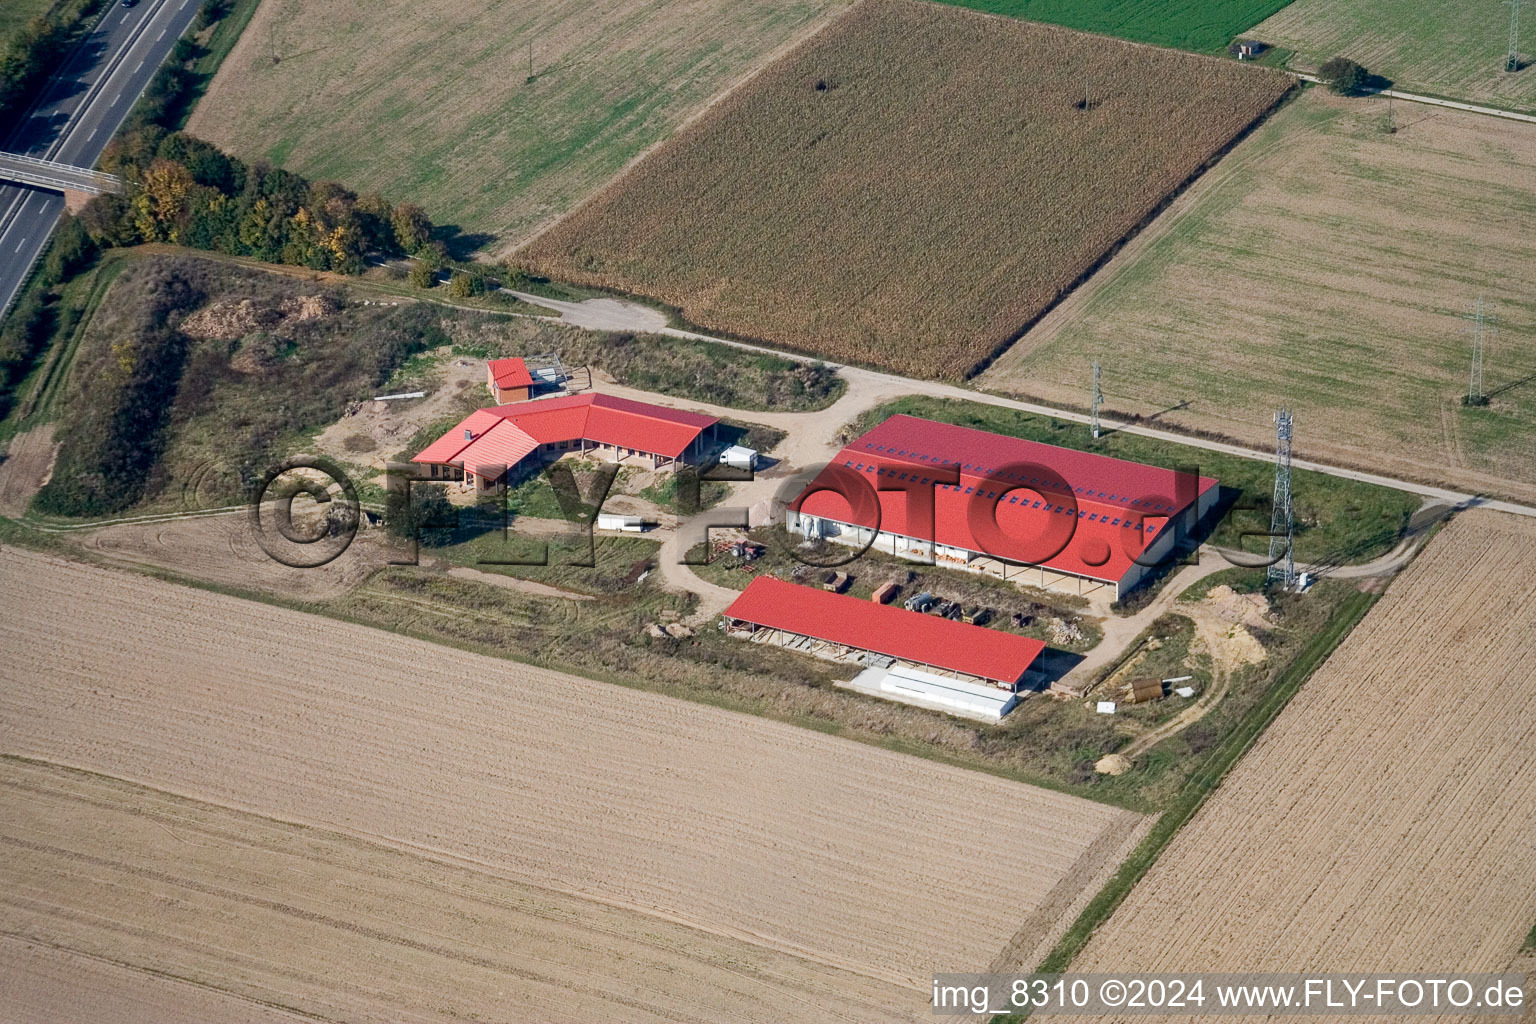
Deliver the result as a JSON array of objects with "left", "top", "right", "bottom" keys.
[
  {"left": 997, "top": 586, "right": 1379, "bottom": 1021},
  {"left": 158, "top": 0, "right": 264, "bottom": 131}
]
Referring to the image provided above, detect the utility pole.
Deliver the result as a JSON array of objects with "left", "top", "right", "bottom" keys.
[
  {"left": 1464, "top": 296, "right": 1495, "bottom": 405},
  {"left": 1510, "top": 0, "right": 1526, "bottom": 73},
  {"left": 1090, "top": 362, "right": 1103, "bottom": 439},
  {"left": 1268, "top": 409, "right": 1295, "bottom": 590}
]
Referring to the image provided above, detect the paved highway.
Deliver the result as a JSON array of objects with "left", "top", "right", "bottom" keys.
[{"left": 0, "top": 0, "right": 202, "bottom": 319}]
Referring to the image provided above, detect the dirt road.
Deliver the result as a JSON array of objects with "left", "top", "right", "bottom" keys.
[
  {"left": 0, "top": 547, "right": 1146, "bottom": 1020},
  {"left": 513, "top": 292, "right": 1536, "bottom": 515}
]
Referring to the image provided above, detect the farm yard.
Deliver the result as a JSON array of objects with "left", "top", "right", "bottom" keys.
[
  {"left": 185, "top": 0, "right": 849, "bottom": 248},
  {"left": 0, "top": 548, "right": 1150, "bottom": 1022},
  {"left": 1253, "top": 0, "right": 1536, "bottom": 113},
  {"left": 3, "top": 252, "right": 843, "bottom": 530},
  {"left": 519, "top": 0, "right": 1293, "bottom": 379},
  {"left": 1032, "top": 511, "right": 1536, "bottom": 1022},
  {"left": 981, "top": 88, "right": 1536, "bottom": 500},
  {"left": 935, "top": 0, "right": 1294, "bottom": 52}
]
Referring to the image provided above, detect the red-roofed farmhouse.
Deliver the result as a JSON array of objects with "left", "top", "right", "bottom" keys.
[
  {"left": 789, "top": 415, "right": 1219, "bottom": 600},
  {"left": 413, "top": 392, "right": 720, "bottom": 492}
]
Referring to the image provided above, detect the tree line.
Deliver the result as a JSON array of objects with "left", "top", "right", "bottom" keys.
[
  {"left": 0, "top": 0, "right": 109, "bottom": 130},
  {"left": 81, "top": 127, "right": 438, "bottom": 273}
]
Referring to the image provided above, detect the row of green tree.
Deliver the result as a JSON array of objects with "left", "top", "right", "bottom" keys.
[
  {"left": 81, "top": 127, "right": 437, "bottom": 273},
  {"left": 0, "top": 0, "right": 108, "bottom": 129},
  {"left": 0, "top": 217, "right": 95, "bottom": 419}
]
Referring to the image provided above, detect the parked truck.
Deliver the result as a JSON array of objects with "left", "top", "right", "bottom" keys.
[{"left": 596, "top": 513, "right": 648, "bottom": 532}]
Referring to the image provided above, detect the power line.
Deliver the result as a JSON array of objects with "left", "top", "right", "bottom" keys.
[
  {"left": 1463, "top": 296, "right": 1495, "bottom": 404},
  {"left": 1268, "top": 409, "right": 1295, "bottom": 589},
  {"left": 1090, "top": 362, "right": 1103, "bottom": 439}
]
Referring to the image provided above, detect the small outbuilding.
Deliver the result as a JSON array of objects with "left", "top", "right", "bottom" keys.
[{"left": 487, "top": 357, "right": 535, "bottom": 403}]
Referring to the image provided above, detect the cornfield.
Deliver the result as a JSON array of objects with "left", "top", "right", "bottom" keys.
[{"left": 519, "top": 0, "right": 1293, "bottom": 379}]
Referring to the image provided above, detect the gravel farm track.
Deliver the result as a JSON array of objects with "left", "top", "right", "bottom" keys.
[
  {"left": 1034, "top": 510, "right": 1536, "bottom": 1024},
  {"left": 0, "top": 547, "right": 1148, "bottom": 1023}
]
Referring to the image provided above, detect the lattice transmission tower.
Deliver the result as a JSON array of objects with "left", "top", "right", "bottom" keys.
[
  {"left": 1511, "top": 0, "right": 1527, "bottom": 73},
  {"left": 1268, "top": 409, "right": 1295, "bottom": 589},
  {"left": 1090, "top": 362, "right": 1104, "bottom": 439},
  {"left": 1464, "top": 296, "right": 1495, "bottom": 404}
]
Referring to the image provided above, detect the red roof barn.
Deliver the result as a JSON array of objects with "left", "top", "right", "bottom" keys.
[
  {"left": 790, "top": 415, "right": 1218, "bottom": 599},
  {"left": 723, "top": 576, "right": 1046, "bottom": 687}
]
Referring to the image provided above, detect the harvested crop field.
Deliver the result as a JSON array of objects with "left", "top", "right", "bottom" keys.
[
  {"left": 981, "top": 88, "right": 1536, "bottom": 499},
  {"left": 63, "top": 510, "right": 384, "bottom": 600},
  {"left": 0, "top": 548, "right": 1148, "bottom": 1021},
  {"left": 0, "top": 759, "right": 906, "bottom": 1023},
  {"left": 519, "top": 0, "right": 1293, "bottom": 379},
  {"left": 186, "top": 0, "right": 848, "bottom": 246},
  {"left": 1254, "top": 0, "right": 1536, "bottom": 113},
  {"left": 1035, "top": 511, "right": 1536, "bottom": 1022},
  {"left": 0, "top": 932, "right": 312, "bottom": 1024}
]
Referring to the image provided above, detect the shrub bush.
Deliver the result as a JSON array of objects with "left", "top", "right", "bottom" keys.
[{"left": 1318, "top": 56, "right": 1367, "bottom": 95}]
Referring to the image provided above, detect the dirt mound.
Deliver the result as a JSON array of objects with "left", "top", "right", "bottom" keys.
[
  {"left": 181, "top": 294, "right": 339, "bottom": 343},
  {"left": 1094, "top": 754, "right": 1131, "bottom": 776},
  {"left": 1204, "top": 584, "right": 1272, "bottom": 629}
]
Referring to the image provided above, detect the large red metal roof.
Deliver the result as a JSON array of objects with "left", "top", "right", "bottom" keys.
[
  {"left": 723, "top": 576, "right": 1045, "bottom": 685},
  {"left": 413, "top": 393, "right": 719, "bottom": 473},
  {"left": 794, "top": 415, "right": 1218, "bottom": 585}
]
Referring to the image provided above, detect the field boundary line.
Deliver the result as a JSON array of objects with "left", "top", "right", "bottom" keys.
[
  {"left": 508, "top": 0, "right": 860, "bottom": 256},
  {"left": 997, "top": 586, "right": 1381, "bottom": 1021},
  {"left": 0, "top": 514, "right": 1155, "bottom": 812},
  {"left": 1294, "top": 73, "right": 1536, "bottom": 123}
]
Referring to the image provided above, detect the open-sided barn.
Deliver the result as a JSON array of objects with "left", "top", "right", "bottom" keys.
[{"left": 723, "top": 576, "right": 1047, "bottom": 719}]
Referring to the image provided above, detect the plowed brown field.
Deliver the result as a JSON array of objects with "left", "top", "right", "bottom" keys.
[
  {"left": 1036, "top": 510, "right": 1536, "bottom": 1023},
  {"left": 64, "top": 510, "right": 382, "bottom": 599},
  {"left": 0, "top": 549, "right": 1146, "bottom": 1021}
]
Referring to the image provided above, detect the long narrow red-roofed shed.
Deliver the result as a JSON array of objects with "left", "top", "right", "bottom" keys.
[{"left": 722, "top": 576, "right": 1045, "bottom": 688}]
